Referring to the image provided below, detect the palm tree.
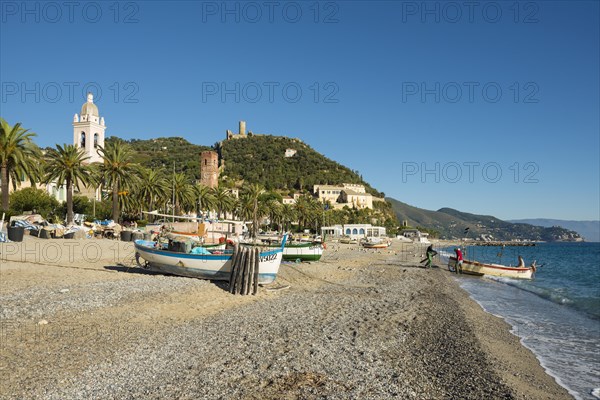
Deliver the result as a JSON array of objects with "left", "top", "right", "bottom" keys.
[
  {"left": 194, "top": 184, "right": 215, "bottom": 216},
  {"left": 243, "top": 183, "right": 265, "bottom": 238},
  {"left": 43, "top": 144, "right": 92, "bottom": 224},
  {"left": 295, "top": 195, "right": 323, "bottom": 231},
  {"left": 281, "top": 203, "right": 297, "bottom": 232},
  {"left": 266, "top": 199, "right": 283, "bottom": 231},
  {"left": 236, "top": 193, "right": 253, "bottom": 222},
  {"left": 172, "top": 173, "right": 195, "bottom": 215},
  {"left": 136, "top": 167, "right": 169, "bottom": 220},
  {"left": 212, "top": 186, "right": 234, "bottom": 219},
  {"left": 97, "top": 141, "right": 138, "bottom": 222},
  {"left": 0, "top": 118, "right": 42, "bottom": 210}
]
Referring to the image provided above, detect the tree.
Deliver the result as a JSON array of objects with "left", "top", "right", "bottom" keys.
[
  {"left": 194, "top": 184, "right": 215, "bottom": 215},
  {"left": 98, "top": 141, "right": 139, "bottom": 222},
  {"left": 212, "top": 186, "right": 234, "bottom": 219},
  {"left": 172, "top": 173, "right": 195, "bottom": 215},
  {"left": 136, "top": 167, "right": 169, "bottom": 219},
  {"left": 294, "top": 195, "right": 322, "bottom": 231},
  {"left": 43, "top": 144, "right": 92, "bottom": 224},
  {"left": 242, "top": 183, "right": 265, "bottom": 238},
  {"left": 9, "top": 187, "right": 60, "bottom": 219},
  {"left": 0, "top": 118, "right": 42, "bottom": 210},
  {"left": 266, "top": 199, "right": 283, "bottom": 231},
  {"left": 281, "top": 203, "right": 297, "bottom": 232}
]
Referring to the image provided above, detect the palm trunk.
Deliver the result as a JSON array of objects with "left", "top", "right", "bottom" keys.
[
  {"left": 112, "top": 180, "right": 119, "bottom": 222},
  {"left": 1, "top": 164, "right": 9, "bottom": 210},
  {"left": 66, "top": 178, "right": 73, "bottom": 224},
  {"left": 252, "top": 200, "right": 258, "bottom": 238}
]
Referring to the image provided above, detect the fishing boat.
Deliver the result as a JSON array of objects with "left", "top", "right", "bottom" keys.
[
  {"left": 448, "top": 256, "right": 535, "bottom": 279},
  {"left": 134, "top": 236, "right": 287, "bottom": 284},
  {"left": 339, "top": 236, "right": 358, "bottom": 244},
  {"left": 245, "top": 240, "right": 324, "bottom": 262},
  {"left": 361, "top": 238, "right": 390, "bottom": 249}
]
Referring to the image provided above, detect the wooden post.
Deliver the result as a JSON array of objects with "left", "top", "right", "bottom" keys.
[
  {"left": 234, "top": 248, "right": 247, "bottom": 295},
  {"left": 229, "top": 244, "right": 239, "bottom": 286},
  {"left": 243, "top": 247, "right": 253, "bottom": 295},
  {"left": 253, "top": 248, "right": 259, "bottom": 295}
]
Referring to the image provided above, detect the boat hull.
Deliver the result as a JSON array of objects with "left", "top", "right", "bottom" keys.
[
  {"left": 134, "top": 240, "right": 283, "bottom": 284},
  {"left": 282, "top": 243, "right": 323, "bottom": 261},
  {"left": 449, "top": 257, "right": 534, "bottom": 279},
  {"left": 362, "top": 242, "right": 389, "bottom": 249},
  {"left": 245, "top": 242, "right": 323, "bottom": 262}
]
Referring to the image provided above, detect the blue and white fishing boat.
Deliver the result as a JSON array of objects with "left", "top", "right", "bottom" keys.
[{"left": 134, "top": 235, "right": 287, "bottom": 284}]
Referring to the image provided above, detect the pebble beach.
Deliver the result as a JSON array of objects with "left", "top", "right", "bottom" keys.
[{"left": 0, "top": 238, "right": 572, "bottom": 399}]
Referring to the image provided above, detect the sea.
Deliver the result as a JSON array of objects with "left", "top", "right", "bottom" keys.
[{"left": 438, "top": 242, "right": 600, "bottom": 400}]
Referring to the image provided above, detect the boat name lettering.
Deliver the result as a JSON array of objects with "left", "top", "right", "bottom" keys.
[{"left": 260, "top": 254, "right": 278, "bottom": 262}]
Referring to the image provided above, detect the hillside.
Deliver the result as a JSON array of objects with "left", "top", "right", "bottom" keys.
[
  {"left": 387, "top": 198, "right": 583, "bottom": 242},
  {"left": 106, "top": 136, "right": 212, "bottom": 179},
  {"left": 509, "top": 219, "right": 600, "bottom": 242},
  {"left": 218, "top": 135, "right": 383, "bottom": 196},
  {"left": 109, "top": 135, "right": 383, "bottom": 197}
]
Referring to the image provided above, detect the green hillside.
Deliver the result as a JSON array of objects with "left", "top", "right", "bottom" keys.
[
  {"left": 218, "top": 135, "right": 383, "bottom": 196},
  {"left": 387, "top": 197, "right": 583, "bottom": 242},
  {"left": 106, "top": 136, "right": 212, "bottom": 179},
  {"left": 109, "top": 135, "right": 382, "bottom": 197}
]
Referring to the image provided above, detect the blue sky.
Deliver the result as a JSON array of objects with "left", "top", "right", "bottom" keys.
[{"left": 1, "top": 1, "right": 598, "bottom": 220}]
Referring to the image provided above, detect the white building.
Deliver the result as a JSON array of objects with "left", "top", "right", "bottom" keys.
[
  {"left": 339, "top": 189, "right": 373, "bottom": 209},
  {"left": 321, "top": 224, "right": 386, "bottom": 240},
  {"left": 284, "top": 148, "right": 297, "bottom": 158},
  {"left": 313, "top": 183, "right": 374, "bottom": 210}
]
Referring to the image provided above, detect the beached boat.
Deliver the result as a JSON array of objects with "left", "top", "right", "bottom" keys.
[
  {"left": 339, "top": 236, "right": 358, "bottom": 244},
  {"left": 448, "top": 256, "right": 534, "bottom": 279},
  {"left": 134, "top": 236, "right": 286, "bottom": 284},
  {"left": 163, "top": 232, "right": 227, "bottom": 249},
  {"left": 361, "top": 237, "right": 390, "bottom": 249},
  {"left": 245, "top": 240, "right": 324, "bottom": 262}
]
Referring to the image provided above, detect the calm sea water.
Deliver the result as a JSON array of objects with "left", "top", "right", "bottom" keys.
[{"left": 439, "top": 242, "right": 600, "bottom": 400}]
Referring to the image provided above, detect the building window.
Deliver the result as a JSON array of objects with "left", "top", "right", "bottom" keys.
[
  {"left": 352, "top": 228, "right": 358, "bottom": 235},
  {"left": 359, "top": 228, "right": 365, "bottom": 234},
  {"left": 346, "top": 228, "right": 351, "bottom": 235},
  {"left": 94, "top": 133, "right": 99, "bottom": 148},
  {"left": 80, "top": 132, "right": 86, "bottom": 148}
]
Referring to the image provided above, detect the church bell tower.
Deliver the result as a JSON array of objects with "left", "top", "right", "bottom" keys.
[{"left": 73, "top": 93, "right": 105, "bottom": 163}]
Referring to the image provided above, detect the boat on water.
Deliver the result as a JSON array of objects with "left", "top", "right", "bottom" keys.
[
  {"left": 448, "top": 256, "right": 535, "bottom": 279},
  {"left": 245, "top": 240, "right": 324, "bottom": 262},
  {"left": 134, "top": 236, "right": 287, "bottom": 284}
]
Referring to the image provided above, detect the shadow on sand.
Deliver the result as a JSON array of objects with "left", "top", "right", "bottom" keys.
[{"left": 103, "top": 264, "right": 231, "bottom": 292}]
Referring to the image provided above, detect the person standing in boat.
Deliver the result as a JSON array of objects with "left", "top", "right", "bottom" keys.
[{"left": 454, "top": 247, "right": 464, "bottom": 274}]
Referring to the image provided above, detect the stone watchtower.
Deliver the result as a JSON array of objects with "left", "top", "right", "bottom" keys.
[
  {"left": 200, "top": 151, "right": 219, "bottom": 188},
  {"left": 73, "top": 93, "right": 105, "bottom": 163}
]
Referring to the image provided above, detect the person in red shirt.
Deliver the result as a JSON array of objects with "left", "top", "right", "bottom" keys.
[{"left": 454, "top": 247, "right": 464, "bottom": 274}]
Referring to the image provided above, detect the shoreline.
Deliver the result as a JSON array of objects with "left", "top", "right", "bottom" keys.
[
  {"left": 463, "top": 289, "right": 581, "bottom": 400},
  {"left": 0, "top": 238, "right": 572, "bottom": 399}
]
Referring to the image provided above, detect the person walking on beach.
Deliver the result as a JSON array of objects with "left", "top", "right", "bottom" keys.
[
  {"left": 423, "top": 244, "right": 437, "bottom": 268},
  {"left": 454, "top": 247, "right": 464, "bottom": 274}
]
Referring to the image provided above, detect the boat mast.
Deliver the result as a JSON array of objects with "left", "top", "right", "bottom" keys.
[{"left": 172, "top": 161, "right": 175, "bottom": 223}]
